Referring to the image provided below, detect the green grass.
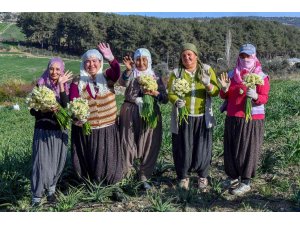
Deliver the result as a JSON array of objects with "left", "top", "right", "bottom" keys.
[
  {"left": 0, "top": 73, "right": 300, "bottom": 211},
  {"left": 0, "top": 54, "right": 110, "bottom": 83},
  {"left": 0, "top": 23, "right": 10, "bottom": 33},
  {"left": 0, "top": 23, "right": 25, "bottom": 42}
]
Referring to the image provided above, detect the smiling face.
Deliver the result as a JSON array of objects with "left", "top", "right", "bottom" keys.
[
  {"left": 49, "top": 63, "right": 61, "bottom": 83},
  {"left": 181, "top": 50, "right": 197, "bottom": 71},
  {"left": 84, "top": 57, "right": 101, "bottom": 77},
  {"left": 135, "top": 56, "right": 148, "bottom": 71}
]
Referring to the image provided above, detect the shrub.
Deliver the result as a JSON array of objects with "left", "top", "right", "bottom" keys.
[{"left": 0, "top": 79, "right": 34, "bottom": 102}]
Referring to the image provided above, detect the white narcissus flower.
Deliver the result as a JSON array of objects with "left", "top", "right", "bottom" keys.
[
  {"left": 26, "top": 86, "right": 59, "bottom": 111},
  {"left": 243, "top": 73, "right": 264, "bottom": 89},
  {"left": 68, "top": 97, "right": 90, "bottom": 121},
  {"left": 172, "top": 78, "right": 191, "bottom": 98},
  {"left": 138, "top": 75, "right": 158, "bottom": 91}
]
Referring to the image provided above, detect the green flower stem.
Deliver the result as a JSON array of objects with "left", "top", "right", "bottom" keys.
[
  {"left": 83, "top": 122, "right": 92, "bottom": 135},
  {"left": 55, "top": 107, "right": 71, "bottom": 130},
  {"left": 141, "top": 94, "right": 158, "bottom": 129},
  {"left": 178, "top": 106, "right": 189, "bottom": 125},
  {"left": 245, "top": 97, "right": 252, "bottom": 123}
]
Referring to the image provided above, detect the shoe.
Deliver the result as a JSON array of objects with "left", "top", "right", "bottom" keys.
[
  {"left": 178, "top": 178, "right": 190, "bottom": 190},
  {"left": 111, "top": 190, "right": 127, "bottom": 202},
  {"left": 31, "top": 197, "right": 42, "bottom": 207},
  {"left": 31, "top": 201, "right": 41, "bottom": 207},
  {"left": 222, "top": 178, "right": 239, "bottom": 189},
  {"left": 198, "top": 177, "right": 208, "bottom": 189},
  {"left": 142, "top": 181, "right": 152, "bottom": 190},
  {"left": 47, "top": 194, "right": 57, "bottom": 204},
  {"left": 231, "top": 183, "right": 251, "bottom": 196}
]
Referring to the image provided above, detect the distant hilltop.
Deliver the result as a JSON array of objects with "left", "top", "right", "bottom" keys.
[
  {"left": 0, "top": 12, "right": 19, "bottom": 23},
  {"left": 1, "top": 12, "right": 300, "bottom": 28}
]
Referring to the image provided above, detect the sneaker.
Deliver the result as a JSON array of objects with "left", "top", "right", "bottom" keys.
[
  {"left": 31, "top": 197, "right": 42, "bottom": 207},
  {"left": 231, "top": 183, "right": 251, "bottom": 196},
  {"left": 142, "top": 181, "right": 152, "bottom": 190},
  {"left": 178, "top": 178, "right": 190, "bottom": 190},
  {"left": 198, "top": 177, "right": 208, "bottom": 189},
  {"left": 47, "top": 194, "right": 57, "bottom": 204},
  {"left": 111, "top": 190, "right": 128, "bottom": 202},
  {"left": 31, "top": 201, "right": 42, "bottom": 208},
  {"left": 222, "top": 178, "right": 239, "bottom": 189}
]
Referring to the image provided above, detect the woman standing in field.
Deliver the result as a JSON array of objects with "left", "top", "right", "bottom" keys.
[
  {"left": 219, "top": 43, "right": 270, "bottom": 195},
  {"left": 167, "top": 43, "right": 220, "bottom": 190},
  {"left": 69, "top": 43, "right": 123, "bottom": 185},
  {"left": 30, "top": 57, "right": 73, "bottom": 206},
  {"left": 119, "top": 48, "right": 168, "bottom": 190}
]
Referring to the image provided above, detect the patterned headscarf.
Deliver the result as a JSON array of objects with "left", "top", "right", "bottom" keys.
[
  {"left": 37, "top": 57, "right": 68, "bottom": 99},
  {"left": 132, "top": 48, "right": 156, "bottom": 78},
  {"left": 79, "top": 49, "right": 109, "bottom": 97},
  {"left": 232, "top": 54, "right": 262, "bottom": 83}
]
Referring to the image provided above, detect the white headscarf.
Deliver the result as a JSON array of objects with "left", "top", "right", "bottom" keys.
[
  {"left": 132, "top": 48, "right": 156, "bottom": 78},
  {"left": 79, "top": 49, "right": 109, "bottom": 97}
]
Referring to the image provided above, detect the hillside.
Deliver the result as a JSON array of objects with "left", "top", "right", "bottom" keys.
[
  {"left": 15, "top": 13, "right": 300, "bottom": 69},
  {"left": 251, "top": 16, "right": 300, "bottom": 28}
]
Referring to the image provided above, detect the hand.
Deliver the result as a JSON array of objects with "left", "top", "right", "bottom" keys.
[
  {"left": 123, "top": 56, "right": 134, "bottom": 72},
  {"left": 143, "top": 89, "right": 159, "bottom": 97},
  {"left": 58, "top": 70, "right": 73, "bottom": 85},
  {"left": 97, "top": 42, "right": 114, "bottom": 62},
  {"left": 50, "top": 105, "right": 59, "bottom": 113},
  {"left": 73, "top": 119, "right": 87, "bottom": 127},
  {"left": 218, "top": 72, "right": 231, "bottom": 93},
  {"left": 135, "top": 97, "right": 143, "bottom": 114},
  {"left": 176, "top": 99, "right": 186, "bottom": 108},
  {"left": 201, "top": 70, "right": 211, "bottom": 87},
  {"left": 246, "top": 88, "right": 258, "bottom": 100}
]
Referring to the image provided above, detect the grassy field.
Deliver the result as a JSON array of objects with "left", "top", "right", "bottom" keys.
[
  {"left": 0, "top": 53, "right": 81, "bottom": 83},
  {"left": 0, "top": 53, "right": 299, "bottom": 212},
  {"left": 0, "top": 23, "right": 25, "bottom": 41}
]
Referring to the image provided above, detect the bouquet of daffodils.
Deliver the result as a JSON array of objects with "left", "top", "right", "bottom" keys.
[
  {"left": 243, "top": 73, "right": 264, "bottom": 122},
  {"left": 68, "top": 97, "right": 91, "bottom": 135},
  {"left": 172, "top": 78, "right": 191, "bottom": 125},
  {"left": 138, "top": 75, "right": 159, "bottom": 128},
  {"left": 26, "top": 86, "right": 70, "bottom": 129}
]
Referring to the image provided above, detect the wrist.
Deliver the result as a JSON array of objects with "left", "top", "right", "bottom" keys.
[
  {"left": 107, "top": 55, "right": 114, "bottom": 62},
  {"left": 126, "top": 68, "right": 132, "bottom": 74},
  {"left": 205, "top": 83, "right": 213, "bottom": 92},
  {"left": 221, "top": 86, "right": 229, "bottom": 93},
  {"left": 59, "top": 83, "right": 65, "bottom": 91}
]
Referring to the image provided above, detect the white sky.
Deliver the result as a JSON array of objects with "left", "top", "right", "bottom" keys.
[
  {"left": 2, "top": 0, "right": 300, "bottom": 12},
  {"left": 1, "top": 0, "right": 300, "bottom": 224}
]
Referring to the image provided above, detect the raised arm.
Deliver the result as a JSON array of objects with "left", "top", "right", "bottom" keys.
[{"left": 97, "top": 42, "right": 120, "bottom": 82}]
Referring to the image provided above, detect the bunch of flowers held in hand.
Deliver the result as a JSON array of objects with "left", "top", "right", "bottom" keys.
[
  {"left": 68, "top": 97, "right": 91, "bottom": 135},
  {"left": 172, "top": 78, "right": 191, "bottom": 125},
  {"left": 138, "top": 74, "right": 158, "bottom": 128},
  {"left": 243, "top": 73, "right": 264, "bottom": 122},
  {"left": 26, "top": 86, "right": 70, "bottom": 129}
]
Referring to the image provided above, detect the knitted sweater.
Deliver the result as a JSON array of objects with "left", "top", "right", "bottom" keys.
[
  {"left": 167, "top": 65, "right": 219, "bottom": 115},
  {"left": 69, "top": 58, "right": 120, "bottom": 128}
]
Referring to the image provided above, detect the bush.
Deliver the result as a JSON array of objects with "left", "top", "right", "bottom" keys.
[{"left": 0, "top": 79, "right": 34, "bottom": 102}]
